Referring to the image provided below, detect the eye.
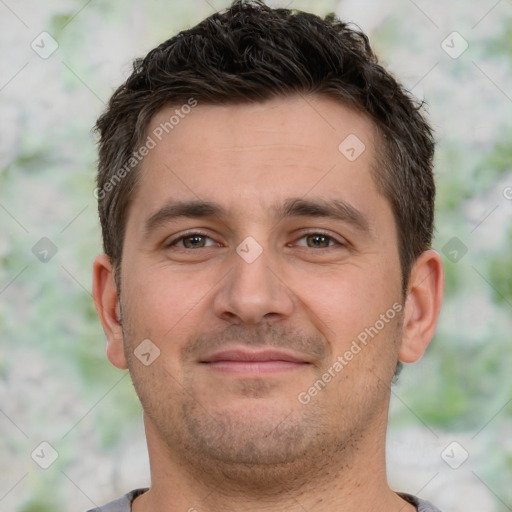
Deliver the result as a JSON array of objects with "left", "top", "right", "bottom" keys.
[
  {"left": 166, "top": 231, "right": 344, "bottom": 251},
  {"left": 293, "top": 232, "right": 343, "bottom": 249},
  {"left": 167, "top": 231, "right": 217, "bottom": 249}
]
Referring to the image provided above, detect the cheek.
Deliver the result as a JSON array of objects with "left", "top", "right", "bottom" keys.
[
  {"left": 121, "top": 263, "right": 219, "bottom": 356},
  {"left": 299, "top": 266, "right": 403, "bottom": 386},
  {"left": 299, "top": 264, "right": 400, "bottom": 343}
]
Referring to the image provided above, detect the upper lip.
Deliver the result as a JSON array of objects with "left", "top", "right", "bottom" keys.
[{"left": 200, "top": 348, "right": 309, "bottom": 364}]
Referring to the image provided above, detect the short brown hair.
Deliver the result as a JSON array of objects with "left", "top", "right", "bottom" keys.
[{"left": 95, "top": 0, "right": 435, "bottom": 291}]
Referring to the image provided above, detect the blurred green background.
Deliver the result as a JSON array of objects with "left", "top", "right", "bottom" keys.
[{"left": 0, "top": 1, "right": 510, "bottom": 511}]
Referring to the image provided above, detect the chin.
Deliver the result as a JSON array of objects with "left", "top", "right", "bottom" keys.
[{"left": 181, "top": 398, "right": 316, "bottom": 465}]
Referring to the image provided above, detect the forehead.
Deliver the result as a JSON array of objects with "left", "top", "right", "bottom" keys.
[
  {"left": 146, "top": 95, "right": 372, "bottom": 187},
  {"left": 126, "top": 95, "right": 391, "bottom": 236},
  {"left": 145, "top": 95, "right": 376, "bottom": 166}
]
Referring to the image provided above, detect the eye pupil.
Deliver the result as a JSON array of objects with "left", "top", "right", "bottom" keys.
[
  {"left": 183, "top": 235, "right": 206, "bottom": 248},
  {"left": 308, "top": 234, "right": 330, "bottom": 248}
]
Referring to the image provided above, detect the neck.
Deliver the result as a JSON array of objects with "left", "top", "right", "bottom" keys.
[{"left": 132, "top": 409, "right": 415, "bottom": 512}]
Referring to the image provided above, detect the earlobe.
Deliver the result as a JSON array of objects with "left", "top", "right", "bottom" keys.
[
  {"left": 92, "top": 254, "right": 128, "bottom": 370},
  {"left": 399, "top": 250, "right": 444, "bottom": 363}
]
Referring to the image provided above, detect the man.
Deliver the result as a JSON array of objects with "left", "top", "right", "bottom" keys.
[{"left": 91, "top": 1, "right": 444, "bottom": 510}]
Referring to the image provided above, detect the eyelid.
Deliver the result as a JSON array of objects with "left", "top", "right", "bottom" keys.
[
  {"left": 166, "top": 229, "right": 346, "bottom": 249},
  {"left": 165, "top": 229, "right": 217, "bottom": 248},
  {"left": 292, "top": 229, "right": 346, "bottom": 248}
]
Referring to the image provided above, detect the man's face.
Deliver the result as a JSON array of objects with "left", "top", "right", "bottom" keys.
[{"left": 117, "top": 95, "right": 404, "bottom": 472}]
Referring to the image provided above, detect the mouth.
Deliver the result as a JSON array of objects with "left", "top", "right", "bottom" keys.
[{"left": 200, "top": 349, "right": 311, "bottom": 375}]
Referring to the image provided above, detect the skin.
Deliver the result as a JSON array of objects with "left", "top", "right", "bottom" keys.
[{"left": 93, "top": 95, "right": 444, "bottom": 511}]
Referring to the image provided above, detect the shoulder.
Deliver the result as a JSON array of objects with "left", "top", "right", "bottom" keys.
[
  {"left": 398, "top": 492, "right": 443, "bottom": 512},
  {"left": 84, "top": 488, "right": 149, "bottom": 512}
]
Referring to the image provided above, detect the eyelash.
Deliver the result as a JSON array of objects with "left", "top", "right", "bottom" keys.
[{"left": 166, "top": 230, "right": 344, "bottom": 250}]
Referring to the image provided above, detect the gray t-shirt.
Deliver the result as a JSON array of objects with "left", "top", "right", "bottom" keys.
[{"left": 85, "top": 489, "right": 442, "bottom": 511}]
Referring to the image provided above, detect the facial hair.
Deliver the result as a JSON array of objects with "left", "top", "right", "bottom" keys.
[{"left": 121, "top": 308, "right": 403, "bottom": 493}]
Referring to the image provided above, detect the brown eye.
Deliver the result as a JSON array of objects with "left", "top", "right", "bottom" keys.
[
  {"left": 305, "top": 234, "right": 333, "bottom": 248},
  {"left": 167, "top": 232, "right": 216, "bottom": 249},
  {"left": 294, "top": 232, "right": 341, "bottom": 249}
]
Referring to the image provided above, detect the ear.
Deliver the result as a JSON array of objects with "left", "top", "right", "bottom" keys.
[
  {"left": 92, "top": 254, "right": 128, "bottom": 369},
  {"left": 399, "top": 249, "right": 444, "bottom": 363}
]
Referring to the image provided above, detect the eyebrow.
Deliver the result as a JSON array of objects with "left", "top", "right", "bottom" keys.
[{"left": 144, "top": 197, "right": 371, "bottom": 238}]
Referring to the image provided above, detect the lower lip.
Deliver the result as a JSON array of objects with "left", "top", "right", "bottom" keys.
[{"left": 203, "top": 360, "right": 308, "bottom": 375}]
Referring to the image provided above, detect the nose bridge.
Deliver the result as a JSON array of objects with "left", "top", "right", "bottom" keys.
[{"left": 213, "top": 235, "right": 294, "bottom": 324}]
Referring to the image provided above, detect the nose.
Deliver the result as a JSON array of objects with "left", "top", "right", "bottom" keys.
[{"left": 212, "top": 240, "right": 294, "bottom": 326}]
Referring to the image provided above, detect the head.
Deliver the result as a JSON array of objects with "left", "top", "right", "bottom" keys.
[{"left": 92, "top": 0, "right": 443, "bottom": 488}]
